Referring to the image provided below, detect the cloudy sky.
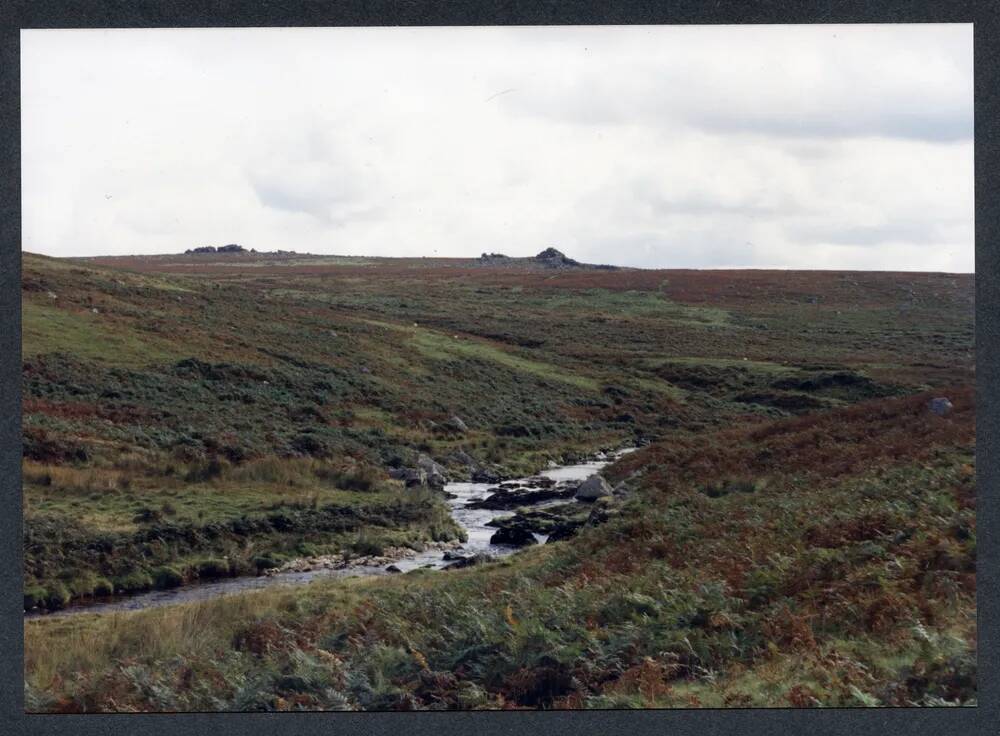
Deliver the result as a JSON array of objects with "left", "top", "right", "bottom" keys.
[{"left": 22, "top": 24, "right": 973, "bottom": 271}]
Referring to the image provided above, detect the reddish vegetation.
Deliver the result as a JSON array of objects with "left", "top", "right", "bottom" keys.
[
  {"left": 611, "top": 387, "right": 974, "bottom": 487},
  {"left": 22, "top": 398, "right": 153, "bottom": 423},
  {"left": 82, "top": 254, "right": 973, "bottom": 310}
]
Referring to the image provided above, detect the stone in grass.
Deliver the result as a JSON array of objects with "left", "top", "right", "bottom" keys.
[
  {"left": 928, "top": 397, "right": 953, "bottom": 416},
  {"left": 574, "top": 473, "right": 613, "bottom": 501},
  {"left": 447, "top": 415, "right": 469, "bottom": 433}
]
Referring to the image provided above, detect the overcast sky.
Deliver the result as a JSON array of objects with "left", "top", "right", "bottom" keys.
[{"left": 22, "top": 24, "right": 973, "bottom": 271}]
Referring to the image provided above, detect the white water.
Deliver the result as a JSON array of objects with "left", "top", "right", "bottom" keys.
[{"left": 26, "top": 448, "right": 634, "bottom": 619}]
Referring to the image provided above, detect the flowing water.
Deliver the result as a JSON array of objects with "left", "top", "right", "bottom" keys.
[{"left": 26, "top": 448, "right": 634, "bottom": 620}]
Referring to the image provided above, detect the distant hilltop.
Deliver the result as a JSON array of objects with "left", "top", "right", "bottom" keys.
[
  {"left": 185, "top": 244, "right": 246, "bottom": 254},
  {"left": 183, "top": 244, "right": 300, "bottom": 256},
  {"left": 174, "top": 244, "right": 615, "bottom": 269},
  {"left": 479, "top": 247, "right": 617, "bottom": 270}
]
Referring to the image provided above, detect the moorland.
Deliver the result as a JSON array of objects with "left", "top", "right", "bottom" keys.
[{"left": 22, "top": 248, "right": 975, "bottom": 710}]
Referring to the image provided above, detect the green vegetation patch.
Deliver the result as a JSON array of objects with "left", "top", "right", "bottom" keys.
[
  {"left": 22, "top": 300, "right": 182, "bottom": 367},
  {"left": 411, "top": 330, "right": 599, "bottom": 391}
]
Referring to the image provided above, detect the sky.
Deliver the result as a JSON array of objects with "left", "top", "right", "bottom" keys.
[{"left": 21, "top": 24, "right": 973, "bottom": 271}]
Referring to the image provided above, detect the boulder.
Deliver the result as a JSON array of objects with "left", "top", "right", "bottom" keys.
[
  {"left": 471, "top": 468, "right": 501, "bottom": 483},
  {"left": 522, "top": 476, "right": 556, "bottom": 488},
  {"left": 546, "top": 521, "right": 584, "bottom": 542},
  {"left": 586, "top": 497, "right": 619, "bottom": 526},
  {"left": 928, "top": 397, "right": 953, "bottom": 416},
  {"left": 390, "top": 454, "right": 452, "bottom": 490},
  {"left": 403, "top": 468, "right": 427, "bottom": 488},
  {"left": 443, "top": 552, "right": 493, "bottom": 570},
  {"left": 385, "top": 565, "right": 402, "bottom": 574},
  {"left": 417, "top": 453, "right": 447, "bottom": 476},
  {"left": 449, "top": 450, "right": 478, "bottom": 467},
  {"left": 489, "top": 526, "right": 537, "bottom": 547},
  {"left": 612, "top": 482, "right": 632, "bottom": 497},
  {"left": 447, "top": 415, "right": 468, "bottom": 433},
  {"left": 575, "top": 474, "right": 613, "bottom": 501}
]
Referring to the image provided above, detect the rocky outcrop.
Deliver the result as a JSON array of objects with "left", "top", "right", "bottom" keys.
[
  {"left": 467, "top": 481, "right": 579, "bottom": 510},
  {"left": 389, "top": 454, "right": 450, "bottom": 490},
  {"left": 263, "top": 540, "right": 462, "bottom": 576},
  {"left": 184, "top": 244, "right": 246, "bottom": 254},
  {"left": 417, "top": 454, "right": 449, "bottom": 489},
  {"left": 534, "top": 247, "right": 579, "bottom": 268}
]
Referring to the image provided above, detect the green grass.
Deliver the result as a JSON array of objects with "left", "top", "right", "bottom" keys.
[
  {"left": 518, "top": 289, "right": 734, "bottom": 327},
  {"left": 644, "top": 356, "right": 797, "bottom": 373},
  {"left": 411, "top": 330, "right": 600, "bottom": 391},
  {"left": 22, "top": 300, "right": 182, "bottom": 367}
]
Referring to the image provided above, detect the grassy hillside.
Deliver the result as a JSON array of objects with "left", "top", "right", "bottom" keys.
[{"left": 22, "top": 251, "right": 975, "bottom": 709}]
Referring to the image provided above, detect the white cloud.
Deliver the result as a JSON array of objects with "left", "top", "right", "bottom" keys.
[{"left": 21, "top": 24, "right": 973, "bottom": 271}]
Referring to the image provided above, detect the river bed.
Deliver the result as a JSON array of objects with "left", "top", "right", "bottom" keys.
[{"left": 26, "top": 447, "right": 634, "bottom": 620}]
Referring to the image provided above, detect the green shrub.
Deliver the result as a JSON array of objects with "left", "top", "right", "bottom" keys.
[
  {"left": 133, "top": 507, "right": 163, "bottom": 524},
  {"left": 24, "top": 585, "right": 47, "bottom": 610},
  {"left": 197, "top": 558, "right": 231, "bottom": 579},
  {"left": 599, "top": 591, "right": 661, "bottom": 624},
  {"left": 253, "top": 555, "right": 284, "bottom": 572},
  {"left": 184, "top": 458, "right": 226, "bottom": 483},
  {"left": 92, "top": 578, "right": 114, "bottom": 596},
  {"left": 703, "top": 478, "right": 759, "bottom": 498},
  {"left": 115, "top": 571, "right": 154, "bottom": 594},
  {"left": 294, "top": 542, "right": 319, "bottom": 557},
  {"left": 337, "top": 465, "right": 379, "bottom": 492},
  {"left": 351, "top": 532, "right": 386, "bottom": 557},
  {"left": 151, "top": 566, "right": 184, "bottom": 590},
  {"left": 43, "top": 583, "right": 71, "bottom": 610}
]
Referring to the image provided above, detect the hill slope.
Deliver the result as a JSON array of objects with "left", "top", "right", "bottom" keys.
[{"left": 22, "top": 251, "right": 975, "bottom": 709}]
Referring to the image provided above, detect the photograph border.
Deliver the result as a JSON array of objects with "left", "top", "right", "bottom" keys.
[{"left": 1, "top": 1, "right": 995, "bottom": 734}]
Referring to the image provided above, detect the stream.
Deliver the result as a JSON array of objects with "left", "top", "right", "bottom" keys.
[{"left": 26, "top": 448, "right": 635, "bottom": 620}]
